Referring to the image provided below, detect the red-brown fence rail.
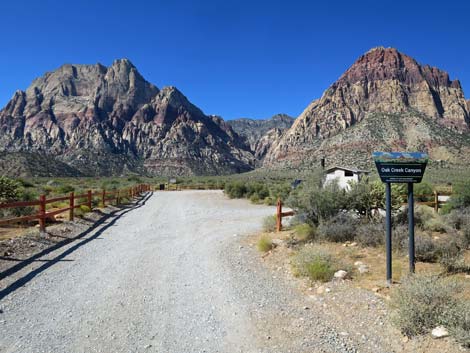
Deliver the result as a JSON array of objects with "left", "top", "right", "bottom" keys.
[{"left": 0, "top": 184, "right": 151, "bottom": 232}]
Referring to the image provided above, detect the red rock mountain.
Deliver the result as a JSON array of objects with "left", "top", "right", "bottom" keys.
[
  {"left": 0, "top": 59, "right": 254, "bottom": 176},
  {"left": 264, "top": 47, "right": 470, "bottom": 169}
]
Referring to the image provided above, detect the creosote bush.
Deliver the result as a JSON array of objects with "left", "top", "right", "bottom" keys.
[
  {"left": 293, "top": 223, "right": 316, "bottom": 242},
  {"left": 355, "top": 221, "right": 385, "bottom": 247},
  {"left": 262, "top": 215, "right": 277, "bottom": 232},
  {"left": 292, "top": 246, "right": 341, "bottom": 282},
  {"left": 318, "top": 213, "right": 358, "bottom": 243},
  {"left": 390, "top": 274, "right": 469, "bottom": 347},
  {"left": 257, "top": 236, "right": 273, "bottom": 252}
]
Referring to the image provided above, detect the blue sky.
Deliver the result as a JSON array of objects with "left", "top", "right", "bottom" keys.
[{"left": 0, "top": 0, "right": 468, "bottom": 119}]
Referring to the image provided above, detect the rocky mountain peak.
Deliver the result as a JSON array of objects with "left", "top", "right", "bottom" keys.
[{"left": 264, "top": 47, "right": 470, "bottom": 169}]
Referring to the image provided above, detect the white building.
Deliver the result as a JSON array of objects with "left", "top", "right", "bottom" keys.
[{"left": 324, "top": 166, "right": 369, "bottom": 190}]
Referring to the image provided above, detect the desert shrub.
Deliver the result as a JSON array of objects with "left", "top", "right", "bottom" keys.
[
  {"left": 445, "top": 207, "right": 470, "bottom": 231},
  {"left": 347, "top": 179, "right": 395, "bottom": 218},
  {"left": 249, "top": 193, "right": 260, "bottom": 203},
  {"left": 57, "top": 184, "right": 75, "bottom": 194},
  {"left": 262, "top": 215, "right": 277, "bottom": 232},
  {"left": 355, "top": 221, "right": 385, "bottom": 247},
  {"left": 0, "top": 176, "right": 20, "bottom": 202},
  {"left": 294, "top": 223, "right": 316, "bottom": 242},
  {"left": 438, "top": 235, "right": 468, "bottom": 273},
  {"left": 16, "top": 178, "right": 35, "bottom": 188},
  {"left": 414, "top": 235, "right": 440, "bottom": 262},
  {"left": 318, "top": 213, "right": 358, "bottom": 243},
  {"left": 257, "top": 236, "right": 273, "bottom": 252},
  {"left": 390, "top": 274, "right": 463, "bottom": 337},
  {"left": 445, "top": 301, "right": 470, "bottom": 348},
  {"left": 391, "top": 224, "right": 409, "bottom": 251},
  {"left": 79, "top": 205, "right": 92, "bottom": 213},
  {"left": 287, "top": 178, "right": 349, "bottom": 224},
  {"left": 414, "top": 182, "right": 434, "bottom": 202},
  {"left": 447, "top": 180, "right": 470, "bottom": 210},
  {"left": 224, "top": 181, "right": 247, "bottom": 199},
  {"left": 292, "top": 246, "right": 339, "bottom": 282}
]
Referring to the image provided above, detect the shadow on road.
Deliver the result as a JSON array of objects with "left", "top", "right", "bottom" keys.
[{"left": 0, "top": 192, "right": 153, "bottom": 301}]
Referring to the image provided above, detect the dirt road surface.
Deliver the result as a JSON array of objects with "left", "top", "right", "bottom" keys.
[{"left": 0, "top": 191, "right": 360, "bottom": 353}]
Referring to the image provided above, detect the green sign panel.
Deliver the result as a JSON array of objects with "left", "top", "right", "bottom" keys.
[{"left": 373, "top": 152, "right": 428, "bottom": 183}]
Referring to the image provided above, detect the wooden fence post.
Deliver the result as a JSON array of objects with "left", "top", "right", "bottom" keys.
[
  {"left": 434, "top": 190, "right": 439, "bottom": 213},
  {"left": 69, "top": 192, "right": 74, "bottom": 221},
  {"left": 87, "top": 190, "right": 92, "bottom": 210},
  {"left": 276, "top": 198, "right": 282, "bottom": 232},
  {"left": 116, "top": 190, "right": 120, "bottom": 205},
  {"left": 102, "top": 189, "right": 106, "bottom": 207},
  {"left": 39, "top": 194, "right": 46, "bottom": 233}
]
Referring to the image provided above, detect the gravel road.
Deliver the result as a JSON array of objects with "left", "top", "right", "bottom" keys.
[{"left": 0, "top": 191, "right": 360, "bottom": 353}]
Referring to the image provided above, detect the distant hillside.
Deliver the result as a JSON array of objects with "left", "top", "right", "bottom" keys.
[{"left": 227, "top": 114, "right": 294, "bottom": 163}]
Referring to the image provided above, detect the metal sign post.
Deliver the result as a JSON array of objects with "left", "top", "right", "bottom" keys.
[{"left": 373, "top": 152, "right": 428, "bottom": 285}]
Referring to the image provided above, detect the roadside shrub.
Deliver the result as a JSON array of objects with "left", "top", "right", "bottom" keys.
[
  {"left": 390, "top": 275, "right": 463, "bottom": 337},
  {"left": 257, "top": 236, "right": 273, "bottom": 252},
  {"left": 355, "top": 221, "right": 385, "bottom": 247},
  {"left": 446, "top": 301, "right": 470, "bottom": 348},
  {"left": 318, "top": 213, "right": 358, "bottom": 243},
  {"left": 288, "top": 179, "right": 349, "bottom": 225},
  {"left": 292, "top": 246, "right": 338, "bottom": 282},
  {"left": 262, "top": 215, "right": 277, "bottom": 232},
  {"left": 294, "top": 223, "right": 316, "bottom": 242},
  {"left": 79, "top": 205, "right": 92, "bottom": 213}
]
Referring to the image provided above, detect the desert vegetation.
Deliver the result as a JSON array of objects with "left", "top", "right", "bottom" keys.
[{"left": 253, "top": 170, "right": 469, "bottom": 347}]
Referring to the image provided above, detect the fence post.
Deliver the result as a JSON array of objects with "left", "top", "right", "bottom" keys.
[
  {"left": 102, "top": 189, "right": 106, "bottom": 207},
  {"left": 116, "top": 190, "right": 120, "bottom": 205},
  {"left": 87, "top": 190, "right": 92, "bottom": 210},
  {"left": 276, "top": 198, "right": 282, "bottom": 232},
  {"left": 39, "top": 194, "right": 46, "bottom": 233},
  {"left": 69, "top": 192, "right": 74, "bottom": 221},
  {"left": 434, "top": 190, "right": 439, "bottom": 213}
]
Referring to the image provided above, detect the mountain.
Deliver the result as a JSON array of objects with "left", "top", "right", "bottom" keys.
[
  {"left": 227, "top": 114, "right": 294, "bottom": 162},
  {"left": 0, "top": 60, "right": 253, "bottom": 176},
  {"left": 263, "top": 47, "right": 470, "bottom": 170}
]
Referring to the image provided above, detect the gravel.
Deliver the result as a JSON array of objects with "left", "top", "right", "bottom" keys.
[{"left": 0, "top": 190, "right": 408, "bottom": 352}]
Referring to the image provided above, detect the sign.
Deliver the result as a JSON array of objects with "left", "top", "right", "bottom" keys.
[
  {"left": 373, "top": 152, "right": 428, "bottom": 183},
  {"left": 169, "top": 178, "right": 177, "bottom": 184}
]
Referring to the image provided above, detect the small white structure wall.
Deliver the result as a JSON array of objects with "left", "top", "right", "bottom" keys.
[{"left": 324, "top": 169, "right": 360, "bottom": 190}]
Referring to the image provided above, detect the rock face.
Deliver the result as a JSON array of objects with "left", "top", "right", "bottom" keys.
[
  {"left": 228, "top": 114, "right": 294, "bottom": 163},
  {"left": 0, "top": 60, "right": 253, "bottom": 176},
  {"left": 264, "top": 47, "right": 470, "bottom": 169}
]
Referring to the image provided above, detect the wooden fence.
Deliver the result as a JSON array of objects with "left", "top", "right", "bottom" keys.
[
  {"left": 0, "top": 184, "right": 151, "bottom": 232},
  {"left": 403, "top": 191, "right": 451, "bottom": 213},
  {"left": 276, "top": 198, "right": 294, "bottom": 232}
]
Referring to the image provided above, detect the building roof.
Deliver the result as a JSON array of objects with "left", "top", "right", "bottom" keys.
[{"left": 325, "top": 166, "right": 370, "bottom": 174}]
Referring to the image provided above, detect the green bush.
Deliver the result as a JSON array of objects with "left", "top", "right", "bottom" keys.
[
  {"left": 257, "top": 236, "right": 273, "bottom": 252},
  {"left": 294, "top": 223, "right": 316, "bottom": 242},
  {"left": 414, "top": 182, "right": 434, "bottom": 202},
  {"left": 57, "top": 184, "right": 75, "bottom": 194},
  {"left": 262, "top": 215, "right": 277, "bottom": 232},
  {"left": 447, "top": 180, "right": 470, "bottom": 210},
  {"left": 287, "top": 178, "right": 349, "bottom": 224},
  {"left": 390, "top": 274, "right": 468, "bottom": 342},
  {"left": 80, "top": 205, "right": 92, "bottom": 213},
  {"left": 318, "top": 213, "right": 358, "bottom": 243},
  {"left": 292, "top": 246, "right": 339, "bottom": 282},
  {"left": 0, "top": 176, "right": 20, "bottom": 202}
]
